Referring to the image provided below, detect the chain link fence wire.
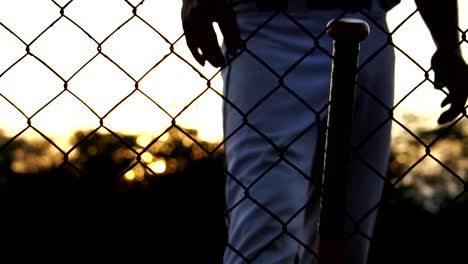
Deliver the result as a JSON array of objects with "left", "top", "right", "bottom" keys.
[{"left": 0, "top": 0, "right": 467, "bottom": 262}]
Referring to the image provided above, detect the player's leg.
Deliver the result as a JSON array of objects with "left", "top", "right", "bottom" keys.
[{"left": 221, "top": 11, "right": 336, "bottom": 264}]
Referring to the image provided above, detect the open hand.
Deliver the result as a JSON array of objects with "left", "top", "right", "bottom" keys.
[
  {"left": 431, "top": 50, "right": 468, "bottom": 124},
  {"left": 181, "top": 0, "right": 242, "bottom": 68}
]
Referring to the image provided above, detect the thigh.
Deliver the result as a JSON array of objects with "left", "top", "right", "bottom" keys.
[{"left": 221, "top": 12, "right": 333, "bottom": 263}]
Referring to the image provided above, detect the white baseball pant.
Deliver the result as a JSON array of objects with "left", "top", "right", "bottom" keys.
[{"left": 222, "top": 2, "right": 395, "bottom": 263}]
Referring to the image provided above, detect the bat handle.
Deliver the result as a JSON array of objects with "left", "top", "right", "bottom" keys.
[
  {"left": 327, "top": 18, "right": 370, "bottom": 42},
  {"left": 318, "top": 18, "right": 370, "bottom": 264}
]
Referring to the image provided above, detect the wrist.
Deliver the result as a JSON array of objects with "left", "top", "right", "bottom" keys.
[{"left": 431, "top": 48, "right": 465, "bottom": 89}]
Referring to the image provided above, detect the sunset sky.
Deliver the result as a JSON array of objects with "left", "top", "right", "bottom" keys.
[{"left": 0, "top": 0, "right": 467, "bottom": 149}]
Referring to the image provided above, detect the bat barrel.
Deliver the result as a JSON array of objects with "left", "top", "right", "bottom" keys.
[{"left": 318, "top": 18, "right": 370, "bottom": 264}]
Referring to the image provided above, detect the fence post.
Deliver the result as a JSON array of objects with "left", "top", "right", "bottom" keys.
[{"left": 317, "top": 18, "right": 370, "bottom": 264}]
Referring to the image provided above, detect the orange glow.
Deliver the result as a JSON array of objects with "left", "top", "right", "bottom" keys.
[
  {"left": 136, "top": 134, "right": 153, "bottom": 148},
  {"left": 149, "top": 159, "right": 167, "bottom": 174},
  {"left": 124, "top": 170, "right": 136, "bottom": 181},
  {"left": 133, "top": 165, "right": 145, "bottom": 180},
  {"left": 141, "top": 152, "right": 153, "bottom": 163},
  {"left": 11, "top": 161, "right": 26, "bottom": 174},
  {"left": 159, "top": 133, "right": 169, "bottom": 142}
]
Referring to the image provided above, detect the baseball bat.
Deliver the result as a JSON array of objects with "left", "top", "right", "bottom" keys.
[{"left": 317, "top": 18, "right": 370, "bottom": 264}]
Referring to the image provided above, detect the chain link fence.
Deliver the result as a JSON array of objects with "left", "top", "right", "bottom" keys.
[{"left": 0, "top": 0, "right": 467, "bottom": 262}]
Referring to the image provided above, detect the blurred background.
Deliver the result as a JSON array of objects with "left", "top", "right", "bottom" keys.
[{"left": 0, "top": 0, "right": 467, "bottom": 262}]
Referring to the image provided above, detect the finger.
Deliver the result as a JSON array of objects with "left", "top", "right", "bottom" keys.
[
  {"left": 198, "top": 24, "right": 225, "bottom": 67},
  {"left": 217, "top": 5, "right": 242, "bottom": 56},
  {"left": 432, "top": 71, "right": 446, "bottom": 90},
  {"left": 438, "top": 98, "right": 467, "bottom": 124},
  {"left": 438, "top": 108, "right": 459, "bottom": 124},
  {"left": 441, "top": 96, "right": 451, "bottom": 108},
  {"left": 185, "top": 31, "right": 206, "bottom": 66}
]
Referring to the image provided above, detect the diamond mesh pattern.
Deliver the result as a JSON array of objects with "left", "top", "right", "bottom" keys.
[{"left": 0, "top": 0, "right": 466, "bottom": 262}]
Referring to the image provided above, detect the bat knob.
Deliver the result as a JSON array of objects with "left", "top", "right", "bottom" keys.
[{"left": 327, "top": 18, "right": 370, "bottom": 42}]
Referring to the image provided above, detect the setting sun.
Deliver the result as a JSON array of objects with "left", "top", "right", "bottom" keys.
[{"left": 0, "top": 0, "right": 466, "bottom": 147}]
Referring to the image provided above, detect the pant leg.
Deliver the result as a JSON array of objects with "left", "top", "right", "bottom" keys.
[{"left": 222, "top": 11, "right": 335, "bottom": 264}]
